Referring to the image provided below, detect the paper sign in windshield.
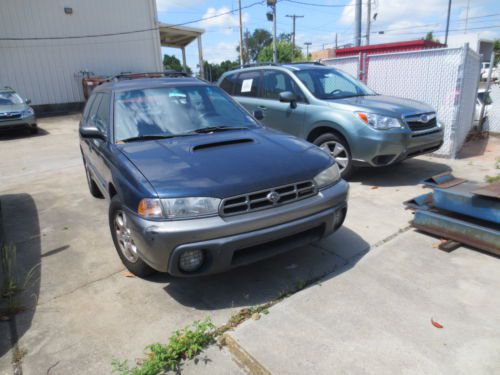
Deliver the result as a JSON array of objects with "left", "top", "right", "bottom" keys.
[{"left": 241, "top": 79, "right": 253, "bottom": 93}]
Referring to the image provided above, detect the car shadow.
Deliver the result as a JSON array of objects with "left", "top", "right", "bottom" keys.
[
  {"left": 350, "top": 158, "right": 452, "bottom": 187},
  {"left": 0, "top": 127, "right": 49, "bottom": 141},
  {"left": 0, "top": 194, "right": 41, "bottom": 359},
  {"left": 156, "top": 226, "right": 368, "bottom": 311}
]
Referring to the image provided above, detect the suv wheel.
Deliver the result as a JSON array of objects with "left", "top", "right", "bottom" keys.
[
  {"left": 109, "top": 195, "right": 155, "bottom": 278},
  {"left": 314, "top": 133, "right": 353, "bottom": 179},
  {"left": 84, "top": 162, "right": 104, "bottom": 198}
]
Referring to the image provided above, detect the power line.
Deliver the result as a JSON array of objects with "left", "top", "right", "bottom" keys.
[
  {"left": 0, "top": 1, "right": 264, "bottom": 41},
  {"left": 283, "top": 0, "right": 356, "bottom": 7}
]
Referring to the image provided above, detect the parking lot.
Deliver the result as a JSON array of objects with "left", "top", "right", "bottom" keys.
[{"left": 1, "top": 115, "right": 499, "bottom": 374}]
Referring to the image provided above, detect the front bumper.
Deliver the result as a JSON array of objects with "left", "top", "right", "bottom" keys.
[
  {"left": 0, "top": 115, "right": 37, "bottom": 130},
  {"left": 351, "top": 127, "right": 444, "bottom": 167},
  {"left": 126, "top": 179, "right": 349, "bottom": 276}
]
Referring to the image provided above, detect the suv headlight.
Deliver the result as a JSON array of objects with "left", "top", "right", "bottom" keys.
[
  {"left": 314, "top": 164, "right": 341, "bottom": 189},
  {"left": 21, "top": 108, "right": 34, "bottom": 118},
  {"left": 137, "top": 197, "right": 221, "bottom": 219},
  {"left": 356, "top": 112, "right": 402, "bottom": 130}
]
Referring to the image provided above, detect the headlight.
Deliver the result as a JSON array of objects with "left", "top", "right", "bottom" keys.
[
  {"left": 21, "top": 108, "right": 34, "bottom": 118},
  {"left": 162, "top": 197, "right": 221, "bottom": 219},
  {"left": 356, "top": 112, "right": 402, "bottom": 130},
  {"left": 314, "top": 164, "right": 341, "bottom": 189},
  {"left": 137, "top": 197, "right": 221, "bottom": 219}
]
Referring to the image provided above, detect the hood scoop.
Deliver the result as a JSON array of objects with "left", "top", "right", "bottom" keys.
[{"left": 192, "top": 138, "right": 254, "bottom": 151}]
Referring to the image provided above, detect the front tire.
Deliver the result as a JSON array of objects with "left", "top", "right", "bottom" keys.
[
  {"left": 314, "top": 133, "right": 353, "bottom": 179},
  {"left": 109, "top": 195, "right": 155, "bottom": 278}
]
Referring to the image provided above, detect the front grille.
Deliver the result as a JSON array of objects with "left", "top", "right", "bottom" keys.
[
  {"left": 0, "top": 113, "right": 22, "bottom": 121},
  {"left": 405, "top": 113, "right": 437, "bottom": 132},
  {"left": 220, "top": 180, "right": 317, "bottom": 216}
]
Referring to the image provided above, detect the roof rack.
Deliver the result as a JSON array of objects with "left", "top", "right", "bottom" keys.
[
  {"left": 241, "top": 62, "right": 279, "bottom": 68},
  {"left": 104, "top": 70, "right": 189, "bottom": 83},
  {"left": 283, "top": 61, "right": 324, "bottom": 66}
]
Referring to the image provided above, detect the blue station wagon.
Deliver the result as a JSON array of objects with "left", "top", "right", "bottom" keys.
[{"left": 79, "top": 73, "right": 349, "bottom": 277}]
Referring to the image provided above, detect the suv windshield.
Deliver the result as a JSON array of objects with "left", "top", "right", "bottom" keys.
[
  {"left": 0, "top": 92, "right": 23, "bottom": 105},
  {"left": 114, "top": 85, "right": 257, "bottom": 142},
  {"left": 294, "top": 68, "right": 375, "bottom": 100}
]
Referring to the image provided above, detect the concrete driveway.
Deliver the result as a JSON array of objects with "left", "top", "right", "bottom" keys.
[{"left": 0, "top": 115, "right": 499, "bottom": 374}]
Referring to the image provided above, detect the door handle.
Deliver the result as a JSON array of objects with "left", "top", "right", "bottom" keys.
[{"left": 257, "top": 105, "right": 267, "bottom": 110}]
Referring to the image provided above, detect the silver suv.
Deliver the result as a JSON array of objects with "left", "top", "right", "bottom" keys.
[
  {"left": 218, "top": 63, "right": 444, "bottom": 178},
  {"left": 0, "top": 87, "right": 37, "bottom": 134}
]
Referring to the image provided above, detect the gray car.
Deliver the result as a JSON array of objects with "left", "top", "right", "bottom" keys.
[
  {"left": 0, "top": 87, "right": 37, "bottom": 134},
  {"left": 218, "top": 63, "right": 444, "bottom": 178}
]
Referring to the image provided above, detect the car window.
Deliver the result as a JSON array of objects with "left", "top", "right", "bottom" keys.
[
  {"left": 93, "top": 94, "right": 110, "bottom": 133},
  {"left": 295, "top": 68, "right": 375, "bottom": 100},
  {"left": 82, "top": 94, "right": 97, "bottom": 122},
  {"left": 113, "top": 85, "right": 258, "bottom": 142},
  {"left": 261, "top": 70, "right": 304, "bottom": 101},
  {"left": 219, "top": 73, "right": 238, "bottom": 95},
  {"left": 88, "top": 94, "right": 102, "bottom": 128},
  {"left": 0, "top": 91, "right": 23, "bottom": 105},
  {"left": 235, "top": 71, "right": 261, "bottom": 98}
]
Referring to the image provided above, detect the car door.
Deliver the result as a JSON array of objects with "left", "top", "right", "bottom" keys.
[
  {"left": 257, "top": 69, "right": 306, "bottom": 137},
  {"left": 81, "top": 93, "right": 101, "bottom": 177},
  {"left": 231, "top": 70, "right": 263, "bottom": 116}
]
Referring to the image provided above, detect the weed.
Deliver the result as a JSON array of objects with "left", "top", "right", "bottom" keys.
[
  {"left": 485, "top": 174, "right": 500, "bottom": 183},
  {"left": 0, "top": 243, "right": 40, "bottom": 319},
  {"left": 111, "top": 319, "right": 215, "bottom": 375},
  {"left": 295, "top": 278, "right": 306, "bottom": 291}
]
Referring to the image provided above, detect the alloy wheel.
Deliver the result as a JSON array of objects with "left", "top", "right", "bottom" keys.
[
  {"left": 114, "top": 211, "right": 139, "bottom": 263},
  {"left": 319, "top": 141, "right": 350, "bottom": 173}
]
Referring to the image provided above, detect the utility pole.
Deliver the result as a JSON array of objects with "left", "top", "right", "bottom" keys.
[
  {"left": 354, "top": 0, "right": 362, "bottom": 46},
  {"left": 267, "top": 0, "right": 278, "bottom": 63},
  {"left": 286, "top": 14, "right": 304, "bottom": 55},
  {"left": 365, "top": 0, "right": 371, "bottom": 45},
  {"left": 464, "top": 0, "right": 470, "bottom": 34},
  {"left": 304, "top": 42, "right": 312, "bottom": 60},
  {"left": 238, "top": 0, "right": 244, "bottom": 66},
  {"left": 444, "top": 0, "right": 452, "bottom": 45},
  {"left": 335, "top": 33, "right": 338, "bottom": 49}
]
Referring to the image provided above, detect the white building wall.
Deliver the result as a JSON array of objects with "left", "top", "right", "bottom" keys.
[{"left": 0, "top": 0, "right": 163, "bottom": 106}]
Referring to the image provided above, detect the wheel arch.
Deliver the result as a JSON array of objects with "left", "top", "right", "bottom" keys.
[{"left": 306, "top": 123, "right": 351, "bottom": 150}]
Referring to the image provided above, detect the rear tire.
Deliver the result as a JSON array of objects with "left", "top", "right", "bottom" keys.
[
  {"left": 313, "top": 133, "right": 353, "bottom": 179},
  {"left": 109, "top": 195, "right": 155, "bottom": 278}
]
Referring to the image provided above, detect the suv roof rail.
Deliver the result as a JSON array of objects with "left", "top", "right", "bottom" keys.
[
  {"left": 104, "top": 70, "right": 189, "bottom": 83},
  {"left": 241, "top": 62, "right": 279, "bottom": 68},
  {"left": 283, "top": 61, "right": 325, "bottom": 66}
]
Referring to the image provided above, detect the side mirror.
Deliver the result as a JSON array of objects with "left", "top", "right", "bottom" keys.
[
  {"left": 253, "top": 109, "right": 264, "bottom": 120},
  {"left": 279, "top": 91, "right": 297, "bottom": 109},
  {"left": 80, "top": 125, "right": 105, "bottom": 139},
  {"left": 25, "top": 99, "right": 31, "bottom": 105}
]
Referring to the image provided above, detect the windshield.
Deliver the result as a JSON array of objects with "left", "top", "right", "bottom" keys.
[
  {"left": 294, "top": 68, "right": 375, "bottom": 100},
  {"left": 0, "top": 92, "right": 23, "bottom": 105},
  {"left": 114, "top": 85, "right": 258, "bottom": 142},
  {"left": 478, "top": 92, "right": 492, "bottom": 105}
]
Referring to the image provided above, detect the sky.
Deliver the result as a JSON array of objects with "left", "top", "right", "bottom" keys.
[{"left": 156, "top": 0, "right": 500, "bottom": 73}]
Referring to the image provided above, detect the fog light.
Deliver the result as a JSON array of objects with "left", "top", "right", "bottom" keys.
[
  {"left": 333, "top": 208, "right": 346, "bottom": 230},
  {"left": 179, "top": 249, "right": 204, "bottom": 272}
]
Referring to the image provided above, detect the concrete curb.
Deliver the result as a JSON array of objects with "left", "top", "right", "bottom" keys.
[{"left": 222, "top": 333, "right": 272, "bottom": 375}]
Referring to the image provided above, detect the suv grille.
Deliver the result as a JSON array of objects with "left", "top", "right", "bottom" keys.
[
  {"left": 0, "top": 113, "right": 21, "bottom": 121},
  {"left": 405, "top": 113, "right": 437, "bottom": 132},
  {"left": 220, "top": 180, "right": 317, "bottom": 216}
]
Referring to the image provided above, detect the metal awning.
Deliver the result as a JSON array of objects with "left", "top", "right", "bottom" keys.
[{"left": 158, "top": 23, "right": 205, "bottom": 78}]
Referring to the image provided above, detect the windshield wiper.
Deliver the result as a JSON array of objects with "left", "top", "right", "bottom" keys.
[
  {"left": 189, "top": 126, "right": 248, "bottom": 134},
  {"left": 119, "top": 134, "right": 187, "bottom": 143}
]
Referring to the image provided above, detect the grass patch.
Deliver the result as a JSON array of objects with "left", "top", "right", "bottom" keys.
[
  {"left": 112, "top": 319, "right": 215, "bottom": 375},
  {"left": 485, "top": 174, "right": 500, "bottom": 183},
  {"left": 0, "top": 243, "right": 38, "bottom": 320}
]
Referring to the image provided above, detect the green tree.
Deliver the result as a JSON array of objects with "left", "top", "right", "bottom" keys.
[
  {"left": 163, "top": 54, "right": 192, "bottom": 74},
  {"left": 424, "top": 32, "right": 440, "bottom": 44},
  {"left": 257, "top": 40, "right": 304, "bottom": 63},
  {"left": 237, "top": 29, "right": 273, "bottom": 64},
  {"left": 202, "top": 60, "right": 240, "bottom": 82}
]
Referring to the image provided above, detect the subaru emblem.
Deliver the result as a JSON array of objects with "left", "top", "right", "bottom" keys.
[
  {"left": 420, "top": 114, "right": 429, "bottom": 123},
  {"left": 267, "top": 191, "right": 280, "bottom": 204}
]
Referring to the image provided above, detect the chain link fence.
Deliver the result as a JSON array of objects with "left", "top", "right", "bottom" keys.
[
  {"left": 484, "top": 84, "right": 500, "bottom": 134},
  {"left": 320, "top": 45, "right": 481, "bottom": 158}
]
